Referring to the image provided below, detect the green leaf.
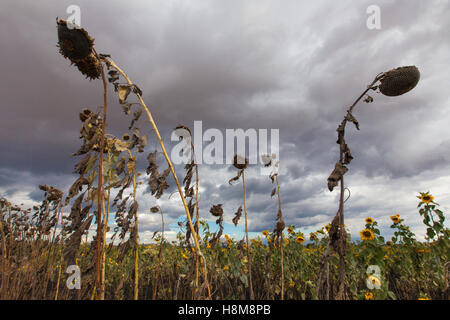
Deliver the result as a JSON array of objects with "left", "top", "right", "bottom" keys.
[
  {"left": 387, "top": 291, "right": 397, "bottom": 300},
  {"left": 239, "top": 274, "right": 248, "bottom": 287},
  {"left": 426, "top": 228, "right": 436, "bottom": 239}
]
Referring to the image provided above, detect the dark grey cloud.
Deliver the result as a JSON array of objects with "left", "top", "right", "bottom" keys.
[{"left": 1, "top": 0, "right": 449, "bottom": 242}]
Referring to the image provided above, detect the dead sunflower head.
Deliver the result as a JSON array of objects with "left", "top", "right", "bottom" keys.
[
  {"left": 360, "top": 228, "right": 375, "bottom": 241},
  {"left": 209, "top": 204, "right": 224, "bottom": 217},
  {"left": 57, "top": 19, "right": 101, "bottom": 80},
  {"left": 379, "top": 66, "right": 420, "bottom": 97},
  {"left": 233, "top": 154, "right": 249, "bottom": 170}
]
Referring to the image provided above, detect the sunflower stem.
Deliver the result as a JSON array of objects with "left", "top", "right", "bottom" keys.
[{"left": 102, "top": 57, "right": 211, "bottom": 299}]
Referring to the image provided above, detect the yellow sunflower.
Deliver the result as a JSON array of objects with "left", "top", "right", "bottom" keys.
[
  {"left": 420, "top": 194, "right": 434, "bottom": 204},
  {"left": 365, "top": 291, "right": 374, "bottom": 300},
  {"left": 390, "top": 215, "right": 401, "bottom": 223},
  {"left": 296, "top": 235, "right": 305, "bottom": 244},
  {"left": 365, "top": 217, "right": 374, "bottom": 224},
  {"left": 360, "top": 229, "right": 375, "bottom": 241},
  {"left": 368, "top": 275, "right": 381, "bottom": 288},
  {"left": 287, "top": 226, "right": 294, "bottom": 235}
]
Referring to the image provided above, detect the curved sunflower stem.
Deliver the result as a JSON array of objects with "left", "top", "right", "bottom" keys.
[
  {"left": 334, "top": 74, "right": 384, "bottom": 300},
  {"left": 103, "top": 58, "right": 211, "bottom": 299}
]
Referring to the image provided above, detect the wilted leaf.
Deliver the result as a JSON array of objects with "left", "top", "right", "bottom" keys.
[
  {"left": 228, "top": 169, "right": 243, "bottom": 185},
  {"left": 129, "top": 109, "right": 142, "bottom": 130},
  {"left": 118, "top": 85, "right": 131, "bottom": 104},
  {"left": 114, "top": 138, "right": 130, "bottom": 152},
  {"left": 271, "top": 188, "right": 277, "bottom": 198},
  {"left": 327, "top": 162, "right": 348, "bottom": 192},
  {"left": 232, "top": 206, "right": 242, "bottom": 226}
]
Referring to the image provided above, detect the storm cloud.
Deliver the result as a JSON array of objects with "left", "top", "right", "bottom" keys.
[{"left": 1, "top": 0, "right": 449, "bottom": 242}]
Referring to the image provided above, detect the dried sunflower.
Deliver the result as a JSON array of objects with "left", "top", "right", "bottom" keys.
[
  {"left": 233, "top": 154, "right": 248, "bottom": 170},
  {"left": 57, "top": 19, "right": 101, "bottom": 79},
  {"left": 379, "top": 66, "right": 420, "bottom": 97}
]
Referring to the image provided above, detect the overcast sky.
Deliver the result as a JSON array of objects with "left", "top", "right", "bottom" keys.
[{"left": 1, "top": 0, "right": 449, "bottom": 243}]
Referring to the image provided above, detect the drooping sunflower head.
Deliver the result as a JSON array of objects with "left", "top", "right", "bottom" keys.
[
  {"left": 57, "top": 19, "right": 101, "bottom": 80},
  {"left": 287, "top": 226, "right": 294, "bottom": 235},
  {"left": 390, "top": 215, "right": 401, "bottom": 224},
  {"left": 360, "top": 229, "right": 375, "bottom": 241},
  {"left": 419, "top": 193, "right": 434, "bottom": 204},
  {"left": 379, "top": 66, "right": 420, "bottom": 97},
  {"left": 365, "top": 217, "right": 374, "bottom": 225},
  {"left": 262, "top": 230, "right": 269, "bottom": 237},
  {"left": 209, "top": 204, "right": 224, "bottom": 217},
  {"left": 233, "top": 154, "right": 249, "bottom": 170},
  {"left": 296, "top": 235, "right": 305, "bottom": 244},
  {"left": 57, "top": 19, "right": 94, "bottom": 60}
]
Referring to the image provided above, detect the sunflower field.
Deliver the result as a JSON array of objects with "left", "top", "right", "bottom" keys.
[
  {"left": 0, "top": 19, "right": 448, "bottom": 301},
  {"left": 0, "top": 191, "right": 448, "bottom": 300}
]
